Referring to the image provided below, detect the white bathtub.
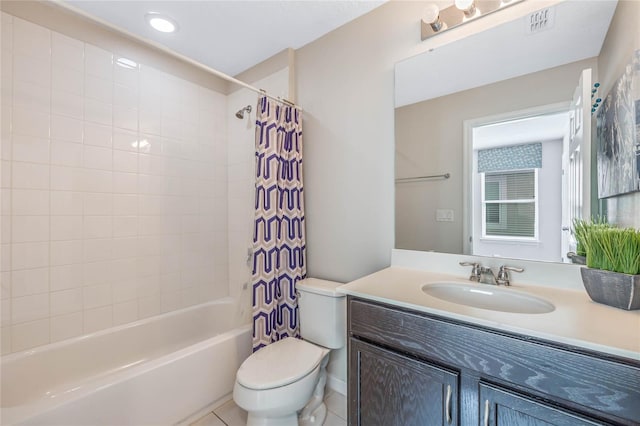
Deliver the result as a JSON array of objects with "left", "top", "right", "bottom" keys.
[{"left": 1, "top": 298, "right": 251, "bottom": 425}]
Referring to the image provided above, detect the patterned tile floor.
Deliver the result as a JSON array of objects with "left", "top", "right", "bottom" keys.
[{"left": 191, "top": 389, "right": 347, "bottom": 426}]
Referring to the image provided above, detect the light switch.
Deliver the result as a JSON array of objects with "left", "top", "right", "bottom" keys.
[{"left": 436, "top": 209, "right": 454, "bottom": 222}]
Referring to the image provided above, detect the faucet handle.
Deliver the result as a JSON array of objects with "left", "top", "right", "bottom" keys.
[
  {"left": 501, "top": 266, "right": 524, "bottom": 273},
  {"left": 459, "top": 261, "right": 481, "bottom": 282},
  {"left": 496, "top": 265, "right": 524, "bottom": 286}
]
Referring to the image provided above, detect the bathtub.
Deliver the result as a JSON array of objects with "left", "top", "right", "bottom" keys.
[{"left": 1, "top": 298, "right": 251, "bottom": 425}]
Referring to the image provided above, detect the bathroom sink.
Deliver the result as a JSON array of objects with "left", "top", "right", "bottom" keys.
[{"left": 421, "top": 282, "right": 555, "bottom": 314}]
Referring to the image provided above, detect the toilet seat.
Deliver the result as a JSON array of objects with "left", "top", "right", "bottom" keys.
[{"left": 236, "top": 337, "right": 328, "bottom": 390}]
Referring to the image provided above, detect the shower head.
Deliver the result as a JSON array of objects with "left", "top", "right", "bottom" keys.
[{"left": 235, "top": 105, "right": 252, "bottom": 119}]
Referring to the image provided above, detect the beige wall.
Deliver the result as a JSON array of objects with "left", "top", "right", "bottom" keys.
[
  {"left": 395, "top": 57, "right": 597, "bottom": 254},
  {"left": 295, "top": 1, "right": 421, "bottom": 283},
  {"left": 230, "top": 48, "right": 295, "bottom": 100},
  {"left": 295, "top": 2, "right": 424, "bottom": 384},
  {"left": 598, "top": 0, "right": 640, "bottom": 228}
]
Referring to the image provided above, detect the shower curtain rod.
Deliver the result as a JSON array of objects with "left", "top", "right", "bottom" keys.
[
  {"left": 52, "top": 0, "right": 303, "bottom": 111},
  {"left": 209, "top": 70, "right": 302, "bottom": 111}
]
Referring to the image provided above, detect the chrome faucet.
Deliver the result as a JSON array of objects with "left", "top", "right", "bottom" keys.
[
  {"left": 459, "top": 262, "right": 524, "bottom": 286},
  {"left": 479, "top": 266, "right": 497, "bottom": 285}
]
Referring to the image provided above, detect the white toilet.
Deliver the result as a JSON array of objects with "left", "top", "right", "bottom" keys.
[{"left": 233, "top": 278, "right": 346, "bottom": 426}]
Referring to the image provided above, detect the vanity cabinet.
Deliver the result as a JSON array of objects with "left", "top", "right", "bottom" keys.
[{"left": 347, "top": 297, "right": 640, "bottom": 426}]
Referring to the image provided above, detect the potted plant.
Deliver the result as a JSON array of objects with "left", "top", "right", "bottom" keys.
[{"left": 578, "top": 222, "right": 640, "bottom": 310}]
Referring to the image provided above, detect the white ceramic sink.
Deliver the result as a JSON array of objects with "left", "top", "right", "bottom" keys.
[{"left": 422, "top": 282, "right": 555, "bottom": 314}]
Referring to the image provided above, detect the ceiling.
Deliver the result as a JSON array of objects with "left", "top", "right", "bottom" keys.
[
  {"left": 473, "top": 112, "right": 571, "bottom": 150},
  {"left": 61, "top": 0, "right": 386, "bottom": 77}
]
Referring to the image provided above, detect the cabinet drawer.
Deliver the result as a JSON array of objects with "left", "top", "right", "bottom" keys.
[{"left": 349, "top": 297, "right": 640, "bottom": 424}]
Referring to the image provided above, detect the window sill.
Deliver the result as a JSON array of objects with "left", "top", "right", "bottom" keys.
[{"left": 479, "top": 238, "right": 540, "bottom": 246}]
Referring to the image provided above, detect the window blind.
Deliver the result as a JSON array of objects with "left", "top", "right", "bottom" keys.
[{"left": 483, "top": 170, "right": 536, "bottom": 238}]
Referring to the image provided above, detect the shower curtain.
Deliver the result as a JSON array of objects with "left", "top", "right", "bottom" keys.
[{"left": 251, "top": 95, "right": 306, "bottom": 352}]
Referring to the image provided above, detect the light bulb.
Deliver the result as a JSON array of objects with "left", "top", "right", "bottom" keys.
[
  {"left": 422, "top": 4, "right": 440, "bottom": 24},
  {"left": 455, "top": 0, "right": 477, "bottom": 17},
  {"left": 455, "top": 0, "right": 474, "bottom": 10},
  {"left": 422, "top": 3, "right": 444, "bottom": 32}
]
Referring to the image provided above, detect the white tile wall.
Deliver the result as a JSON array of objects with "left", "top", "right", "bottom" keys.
[{"left": 0, "top": 13, "right": 229, "bottom": 354}]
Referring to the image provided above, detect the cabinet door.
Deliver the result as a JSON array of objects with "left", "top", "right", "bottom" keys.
[
  {"left": 479, "top": 383, "right": 607, "bottom": 426},
  {"left": 350, "top": 338, "right": 459, "bottom": 426}
]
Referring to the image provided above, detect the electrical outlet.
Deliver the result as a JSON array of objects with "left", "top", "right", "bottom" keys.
[{"left": 436, "top": 209, "right": 454, "bottom": 222}]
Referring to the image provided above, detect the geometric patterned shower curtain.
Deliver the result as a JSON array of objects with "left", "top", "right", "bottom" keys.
[{"left": 251, "top": 95, "right": 306, "bottom": 352}]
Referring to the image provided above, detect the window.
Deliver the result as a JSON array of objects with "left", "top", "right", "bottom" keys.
[{"left": 481, "top": 170, "right": 537, "bottom": 239}]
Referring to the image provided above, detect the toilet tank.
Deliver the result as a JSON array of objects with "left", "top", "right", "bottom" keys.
[{"left": 296, "top": 278, "right": 346, "bottom": 349}]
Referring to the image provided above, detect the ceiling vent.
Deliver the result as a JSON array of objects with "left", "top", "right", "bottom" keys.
[{"left": 526, "top": 7, "right": 555, "bottom": 35}]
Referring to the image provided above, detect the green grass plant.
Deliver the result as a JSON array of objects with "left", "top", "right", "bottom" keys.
[
  {"left": 572, "top": 217, "right": 610, "bottom": 257},
  {"left": 586, "top": 227, "right": 640, "bottom": 275}
]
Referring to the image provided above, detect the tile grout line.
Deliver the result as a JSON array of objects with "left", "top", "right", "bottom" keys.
[
  {"left": 212, "top": 412, "right": 228, "bottom": 426},
  {"left": 206, "top": 392, "right": 347, "bottom": 425}
]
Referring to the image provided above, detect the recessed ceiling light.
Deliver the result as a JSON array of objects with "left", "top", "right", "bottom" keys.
[{"left": 145, "top": 13, "right": 178, "bottom": 33}]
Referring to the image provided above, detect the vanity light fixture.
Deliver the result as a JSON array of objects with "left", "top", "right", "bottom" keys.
[
  {"left": 145, "top": 13, "right": 178, "bottom": 33},
  {"left": 421, "top": 0, "right": 524, "bottom": 41}
]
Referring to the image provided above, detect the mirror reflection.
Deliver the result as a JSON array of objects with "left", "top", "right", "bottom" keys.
[
  {"left": 468, "top": 109, "right": 568, "bottom": 262},
  {"left": 394, "top": 0, "right": 624, "bottom": 264}
]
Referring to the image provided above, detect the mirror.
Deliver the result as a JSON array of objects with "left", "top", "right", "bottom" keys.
[{"left": 394, "top": 0, "right": 619, "bottom": 263}]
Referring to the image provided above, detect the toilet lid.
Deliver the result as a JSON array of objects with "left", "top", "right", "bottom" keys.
[{"left": 236, "top": 337, "right": 327, "bottom": 390}]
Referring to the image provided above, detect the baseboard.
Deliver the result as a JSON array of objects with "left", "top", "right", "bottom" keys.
[{"left": 326, "top": 374, "right": 347, "bottom": 396}]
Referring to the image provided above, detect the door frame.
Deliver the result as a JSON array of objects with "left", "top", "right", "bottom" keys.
[{"left": 462, "top": 102, "right": 571, "bottom": 255}]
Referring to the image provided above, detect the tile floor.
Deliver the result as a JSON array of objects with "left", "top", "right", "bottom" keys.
[{"left": 191, "top": 389, "right": 347, "bottom": 426}]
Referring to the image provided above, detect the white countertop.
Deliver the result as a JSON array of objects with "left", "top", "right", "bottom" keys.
[{"left": 338, "top": 266, "right": 640, "bottom": 362}]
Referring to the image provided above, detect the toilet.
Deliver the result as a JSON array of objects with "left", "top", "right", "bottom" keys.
[{"left": 233, "top": 278, "right": 346, "bottom": 426}]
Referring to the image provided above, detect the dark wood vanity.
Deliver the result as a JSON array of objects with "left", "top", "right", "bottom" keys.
[{"left": 348, "top": 296, "right": 640, "bottom": 426}]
